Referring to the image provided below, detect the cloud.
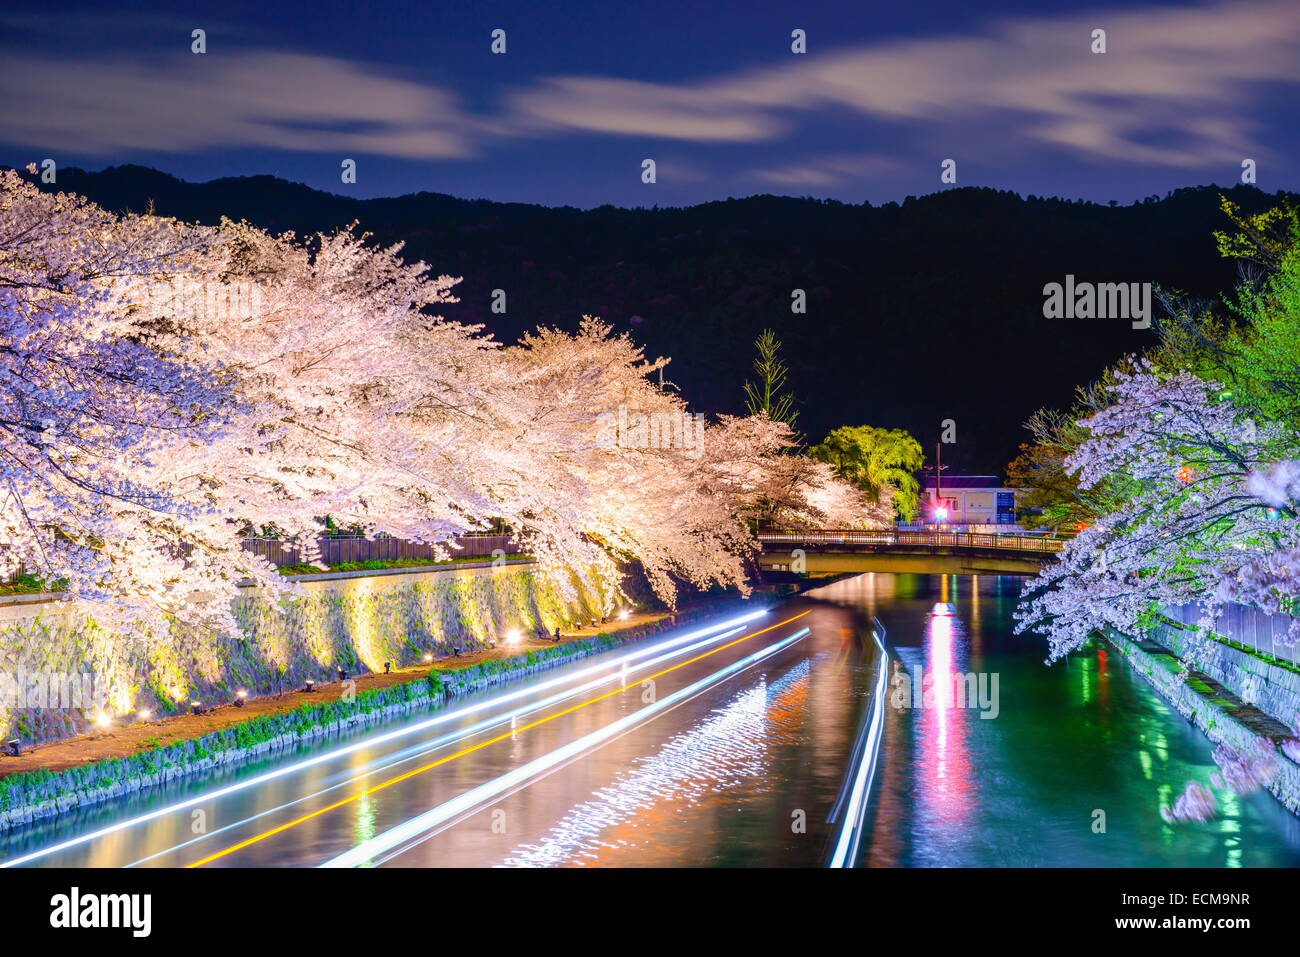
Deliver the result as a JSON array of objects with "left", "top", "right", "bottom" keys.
[
  {"left": 749, "top": 153, "right": 902, "bottom": 187},
  {"left": 1, "top": 0, "right": 1295, "bottom": 175},
  {"left": 503, "top": 0, "right": 1300, "bottom": 167},
  {"left": 0, "top": 50, "right": 475, "bottom": 159},
  {"left": 507, "top": 77, "right": 785, "bottom": 143}
]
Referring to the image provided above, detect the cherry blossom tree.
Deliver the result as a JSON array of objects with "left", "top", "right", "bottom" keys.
[
  {"left": 439, "top": 318, "right": 881, "bottom": 608},
  {"left": 1015, "top": 363, "right": 1300, "bottom": 661},
  {"left": 176, "top": 218, "right": 481, "bottom": 546},
  {"left": 0, "top": 168, "right": 271, "bottom": 640},
  {"left": 488, "top": 319, "right": 785, "bottom": 606},
  {"left": 0, "top": 173, "right": 506, "bottom": 644},
  {"left": 1, "top": 173, "right": 882, "bottom": 650}
]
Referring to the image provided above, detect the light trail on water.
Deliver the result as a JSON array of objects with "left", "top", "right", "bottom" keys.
[
  {"left": 321, "top": 625, "right": 813, "bottom": 867},
  {"left": 187, "top": 612, "right": 809, "bottom": 866},
  {"left": 124, "top": 624, "right": 755, "bottom": 867},
  {"left": 828, "top": 618, "right": 888, "bottom": 868},
  {"left": 1, "top": 607, "right": 771, "bottom": 868}
]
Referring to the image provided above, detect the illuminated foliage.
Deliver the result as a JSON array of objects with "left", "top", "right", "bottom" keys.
[
  {"left": 807, "top": 425, "right": 923, "bottom": 521},
  {"left": 1016, "top": 364, "right": 1299, "bottom": 660},
  {"left": 0, "top": 173, "right": 875, "bottom": 652}
]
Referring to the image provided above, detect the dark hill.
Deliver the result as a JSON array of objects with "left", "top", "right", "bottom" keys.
[{"left": 30, "top": 164, "right": 1293, "bottom": 472}]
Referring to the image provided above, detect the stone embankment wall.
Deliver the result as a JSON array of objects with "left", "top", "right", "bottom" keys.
[
  {"left": 1147, "top": 617, "right": 1300, "bottom": 730},
  {"left": 0, "top": 561, "right": 609, "bottom": 745},
  {"left": 1108, "top": 624, "right": 1300, "bottom": 815}
]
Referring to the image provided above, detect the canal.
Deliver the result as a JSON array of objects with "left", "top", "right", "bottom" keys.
[
  {"left": 828, "top": 572, "right": 1300, "bottom": 867},
  {"left": 3, "top": 572, "right": 1298, "bottom": 867}
]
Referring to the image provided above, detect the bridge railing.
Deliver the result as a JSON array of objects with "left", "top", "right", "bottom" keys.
[{"left": 757, "top": 529, "right": 1064, "bottom": 553}]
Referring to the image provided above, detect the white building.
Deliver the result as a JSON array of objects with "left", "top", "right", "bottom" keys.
[{"left": 919, "top": 475, "right": 1019, "bottom": 527}]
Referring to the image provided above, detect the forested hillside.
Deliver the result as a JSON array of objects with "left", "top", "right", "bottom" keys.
[{"left": 32, "top": 164, "right": 1293, "bottom": 470}]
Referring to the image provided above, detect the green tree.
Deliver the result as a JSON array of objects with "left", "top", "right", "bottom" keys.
[
  {"left": 743, "top": 329, "right": 799, "bottom": 441},
  {"left": 1212, "top": 195, "right": 1298, "bottom": 273},
  {"left": 1219, "top": 213, "right": 1300, "bottom": 428},
  {"left": 807, "top": 425, "right": 923, "bottom": 520}
]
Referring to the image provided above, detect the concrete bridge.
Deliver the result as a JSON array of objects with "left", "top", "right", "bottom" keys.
[{"left": 757, "top": 529, "right": 1063, "bottom": 576}]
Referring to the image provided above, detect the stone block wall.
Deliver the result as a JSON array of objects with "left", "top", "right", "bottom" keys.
[{"left": 0, "top": 561, "right": 611, "bottom": 745}]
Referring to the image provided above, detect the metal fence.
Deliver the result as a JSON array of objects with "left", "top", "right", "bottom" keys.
[
  {"left": 757, "top": 529, "right": 1064, "bottom": 554},
  {"left": 0, "top": 534, "right": 523, "bottom": 590},
  {"left": 239, "top": 533, "right": 519, "bottom": 569},
  {"left": 1161, "top": 601, "right": 1300, "bottom": 667}
]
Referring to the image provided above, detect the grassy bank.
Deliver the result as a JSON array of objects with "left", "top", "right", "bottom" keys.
[{"left": 0, "top": 573, "right": 67, "bottom": 597}]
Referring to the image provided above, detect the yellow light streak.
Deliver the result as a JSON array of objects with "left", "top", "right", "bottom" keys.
[{"left": 187, "top": 610, "right": 810, "bottom": 867}]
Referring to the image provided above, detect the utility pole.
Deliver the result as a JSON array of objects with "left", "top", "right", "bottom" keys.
[
  {"left": 928, "top": 442, "right": 949, "bottom": 524},
  {"left": 936, "top": 442, "right": 943, "bottom": 506}
]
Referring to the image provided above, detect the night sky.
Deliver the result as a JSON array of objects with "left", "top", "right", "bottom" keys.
[{"left": 2, "top": 0, "right": 1298, "bottom": 208}]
